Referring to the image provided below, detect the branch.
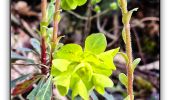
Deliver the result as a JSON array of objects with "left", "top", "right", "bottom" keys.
[
  {"left": 66, "top": 9, "right": 111, "bottom": 21},
  {"left": 96, "top": 14, "right": 117, "bottom": 40}
]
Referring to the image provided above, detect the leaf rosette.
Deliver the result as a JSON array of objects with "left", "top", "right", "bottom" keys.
[{"left": 51, "top": 33, "right": 119, "bottom": 100}]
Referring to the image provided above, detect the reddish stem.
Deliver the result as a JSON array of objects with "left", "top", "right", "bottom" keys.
[
  {"left": 41, "top": 37, "right": 47, "bottom": 74},
  {"left": 40, "top": 0, "right": 48, "bottom": 75}
]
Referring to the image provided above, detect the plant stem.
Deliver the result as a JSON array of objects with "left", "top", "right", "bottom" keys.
[
  {"left": 50, "top": 0, "right": 61, "bottom": 66},
  {"left": 119, "top": 0, "right": 134, "bottom": 99},
  {"left": 125, "top": 23, "right": 133, "bottom": 100},
  {"left": 52, "top": 0, "right": 60, "bottom": 42},
  {"left": 41, "top": 0, "right": 48, "bottom": 74}
]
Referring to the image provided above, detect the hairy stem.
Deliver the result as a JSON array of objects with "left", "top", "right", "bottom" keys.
[
  {"left": 125, "top": 23, "right": 133, "bottom": 100},
  {"left": 118, "top": 0, "right": 134, "bottom": 99}
]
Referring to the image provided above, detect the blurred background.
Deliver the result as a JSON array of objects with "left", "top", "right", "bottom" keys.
[{"left": 11, "top": 0, "right": 160, "bottom": 99}]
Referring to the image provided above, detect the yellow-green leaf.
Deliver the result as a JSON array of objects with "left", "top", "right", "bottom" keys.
[
  {"left": 66, "top": 0, "right": 77, "bottom": 9},
  {"left": 53, "top": 72, "right": 71, "bottom": 96},
  {"left": 122, "top": 27, "right": 126, "bottom": 44},
  {"left": 95, "top": 85, "right": 105, "bottom": 94},
  {"left": 92, "top": 66, "right": 113, "bottom": 76},
  {"left": 92, "top": 73, "right": 113, "bottom": 95},
  {"left": 72, "top": 79, "right": 89, "bottom": 100},
  {"left": 85, "top": 33, "right": 107, "bottom": 54},
  {"left": 97, "top": 47, "right": 120, "bottom": 70},
  {"left": 52, "top": 59, "right": 71, "bottom": 72},
  {"left": 76, "top": 63, "right": 93, "bottom": 81},
  {"left": 54, "top": 44, "right": 83, "bottom": 61},
  {"left": 75, "top": 0, "right": 87, "bottom": 6},
  {"left": 119, "top": 73, "right": 128, "bottom": 88},
  {"left": 132, "top": 58, "right": 141, "bottom": 71}
]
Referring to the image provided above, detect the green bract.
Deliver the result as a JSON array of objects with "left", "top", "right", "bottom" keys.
[
  {"left": 61, "top": 0, "right": 87, "bottom": 10},
  {"left": 51, "top": 33, "right": 119, "bottom": 99},
  {"left": 119, "top": 73, "right": 128, "bottom": 88},
  {"left": 122, "top": 8, "right": 138, "bottom": 24}
]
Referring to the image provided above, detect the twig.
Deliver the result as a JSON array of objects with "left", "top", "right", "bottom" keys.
[
  {"left": 66, "top": 9, "right": 111, "bottom": 21},
  {"left": 11, "top": 13, "right": 21, "bottom": 25},
  {"left": 11, "top": 13, "right": 39, "bottom": 39},
  {"left": 140, "top": 17, "right": 159, "bottom": 22},
  {"left": 108, "top": 13, "right": 120, "bottom": 48},
  {"left": 18, "top": 95, "right": 25, "bottom": 100},
  {"left": 96, "top": 14, "right": 117, "bottom": 40},
  {"left": 66, "top": 10, "right": 87, "bottom": 20},
  {"left": 21, "top": 19, "right": 39, "bottom": 40}
]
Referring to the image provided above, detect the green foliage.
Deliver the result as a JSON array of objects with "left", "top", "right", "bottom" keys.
[
  {"left": 92, "top": 73, "right": 113, "bottom": 94},
  {"left": 47, "top": 2, "right": 55, "bottom": 24},
  {"left": 61, "top": 0, "right": 87, "bottom": 10},
  {"left": 119, "top": 73, "right": 128, "bottom": 88},
  {"left": 85, "top": 33, "right": 107, "bottom": 54},
  {"left": 110, "top": 2, "right": 118, "bottom": 10},
  {"left": 122, "top": 8, "right": 138, "bottom": 24},
  {"left": 94, "top": 5, "right": 101, "bottom": 13},
  {"left": 132, "top": 58, "right": 141, "bottom": 71},
  {"left": 27, "top": 78, "right": 45, "bottom": 100},
  {"left": 54, "top": 44, "right": 83, "bottom": 61},
  {"left": 122, "top": 27, "right": 126, "bottom": 44},
  {"left": 11, "top": 51, "right": 34, "bottom": 63},
  {"left": 72, "top": 79, "right": 89, "bottom": 100},
  {"left": 91, "top": 0, "right": 102, "bottom": 5},
  {"left": 52, "top": 59, "right": 71, "bottom": 72},
  {"left": 11, "top": 0, "right": 141, "bottom": 99},
  {"left": 51, "top": 33, "right": 119, "bottom": 99},
  {"left": 30, "top": 38, "right": 41, "bottom": 55},
  {"left": 36, "top": 76, "right": 52, "bottom": 100}
]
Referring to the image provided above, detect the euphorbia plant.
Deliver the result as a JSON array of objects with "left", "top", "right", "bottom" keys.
[
  {"left": 11, "top": 0, "right": 120, "bottom": 100},
  {"left": 11, "top": 0, "right": 142, "bottom": 99},
  {"left": 51, "top": 33, "right": 119, "bottom": 99}
]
